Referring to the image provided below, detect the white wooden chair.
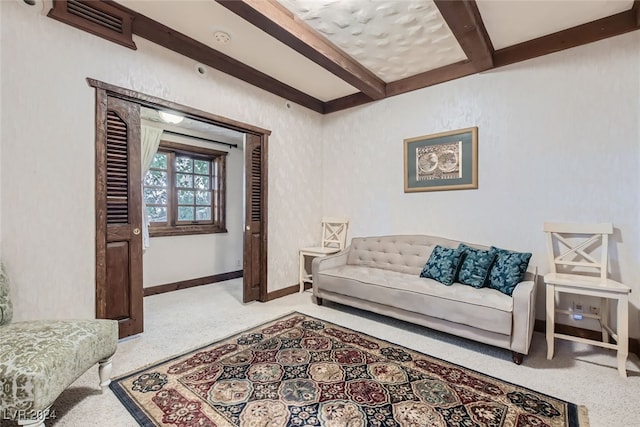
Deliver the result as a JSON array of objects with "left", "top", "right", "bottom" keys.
[
  {"left": 543, "top": 222, "right": 631, "bottom": 377},
  {"left": 299, "top": 217, "right": 349, "bottom": 292}
]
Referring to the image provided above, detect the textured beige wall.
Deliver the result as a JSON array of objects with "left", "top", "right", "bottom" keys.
[
  {"left": 321, "top": 32, "right": 640, "bottom": 337},
  {"left": 0, "top": 2, "right": 323, "bottom": 321},
  {"left": 142, "top": 133, "right": 245, "bottom": 288}
]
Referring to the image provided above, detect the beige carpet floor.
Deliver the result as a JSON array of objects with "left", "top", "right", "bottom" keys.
[{"left": 2, "top": 278, "right": 639, "bottom": 427}]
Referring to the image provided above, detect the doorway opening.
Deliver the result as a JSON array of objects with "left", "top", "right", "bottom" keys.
[{"left": 90, "top": 79, "right": 269, "bottom": 338}]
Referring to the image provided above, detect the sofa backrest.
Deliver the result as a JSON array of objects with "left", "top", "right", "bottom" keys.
[{"left": 346, "top": 235, "right": 488, "bottom": 276}]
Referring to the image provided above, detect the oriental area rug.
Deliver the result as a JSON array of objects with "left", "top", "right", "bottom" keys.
[{"left": 110, "top": 312, "right": 589, "bottom": 427}]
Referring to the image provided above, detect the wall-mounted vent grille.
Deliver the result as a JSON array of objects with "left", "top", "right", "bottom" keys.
[
  {"left": 67, "top": 1, "right": 123, "bottom": 33},
  {"left": 48, "top": 0, "right": 136, "bottom": 50}
]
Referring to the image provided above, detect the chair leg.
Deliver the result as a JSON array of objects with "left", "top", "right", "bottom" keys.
[
  {"left": 99, "top": 357, "right": 113, "bottom": 391},
  {"left": 17, "top": 406, "right": 51, "bottom": 427}
]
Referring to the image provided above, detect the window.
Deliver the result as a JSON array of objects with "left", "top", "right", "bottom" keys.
[{"left": 144, "top": 141, "right": 227, "bottom": 237}]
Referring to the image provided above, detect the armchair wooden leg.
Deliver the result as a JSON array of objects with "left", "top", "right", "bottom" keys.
[
  {"left": 511, "top": 352, "right": 524, "bottom": 365},
  {"left": 312, "top": 296, "right": 323, "bottom": 306},
  {"left": 99, "top": 356, "right": 113, "bottom": 391}
]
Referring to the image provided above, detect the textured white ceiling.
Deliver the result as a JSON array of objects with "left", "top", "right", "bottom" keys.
[
  {"left": 117, "top": 0, "right": 634, "bottom": 105},
  {"left": 477, "top": 0, "right": 633, "bottom": 50},
  {"left": 277, "top": 0, "right": 467, "bottom": 82},
  {"left": 119, "top": 0, "right": 359, "bottom": 101}
]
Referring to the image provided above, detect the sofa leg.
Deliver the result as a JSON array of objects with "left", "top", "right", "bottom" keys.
[
  {"left": 99, "top": 356, "right": 113, "bottom": 391},
  {"left": 312, "top": 296, "right": 323, "bottom": 306},
  {"left": 512, "top": 352, "right": 524, "bottom": 365}
]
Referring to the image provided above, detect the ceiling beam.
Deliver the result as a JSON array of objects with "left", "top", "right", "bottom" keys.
[
  {"left": 325, "top": 61, "right": 478, "bottom": 114},
  {"left": 493, "top": 8, "right": 640, "bottom": 68},
  {"left": 215, "top": 0, "right": 386, "bottom": 100},
  {"left": 120, "top": 7, "right": 325, "bottom": 114},
  {"left": 386, "top": 61, "right": 478, "bottom": 97},
  {"left": 324, "top": 93, "right": 373, "bottom": 115},
  {"left": 433, "top": 0, "right": 494, "bottom": 71}
]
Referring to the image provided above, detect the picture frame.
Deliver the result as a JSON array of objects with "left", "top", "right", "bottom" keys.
[{"left": 404, "top": 126, "right": 478, "bottom": 193}]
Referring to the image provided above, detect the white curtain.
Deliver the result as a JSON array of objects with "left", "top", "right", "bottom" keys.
[{"left": 141, "top": 125, "right": 163, "bottom": 251}]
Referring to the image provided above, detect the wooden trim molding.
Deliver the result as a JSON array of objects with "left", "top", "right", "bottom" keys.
[
  {"left": 266, "top": 283, "right": 309, "bottom": 301},
  {"left": 94, "top": 88, "right": 108, "bottom": 318},
  {"left": 86, "top": 78, "right": 272, "bottom": 136},
  {"left": 144, "top": 270, "right": 243, "bottom": 297},
  {"left": 386, "top": 61, "right": 477, "bottom": 98},
  {"left": 148, "top": 225, "right": 227, "bottom": 238},
  {"left": 325, "top": 61, "right": 478, "bottom": 113},
  {"left": 215, "top": 0, "right": 384, "bottom": 100},
  {"left": 259, "top": 134, "right": 270, "bottom": 303},
  {"left": 323, "top": 93, "right": 373, "bottom": 115},
  {"left": 493, "top": 8, "right": 640, "bottom": 68},
  {"left": 433, "top": 0, "right": 494, "bottom": 71},
  {"left": 534, "top": 319, "right": 639, "bottom": 358}
]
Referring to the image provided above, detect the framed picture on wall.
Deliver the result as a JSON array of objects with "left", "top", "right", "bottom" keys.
[{"left": 404, "top": 127, "right": 478, "bottom": 193}]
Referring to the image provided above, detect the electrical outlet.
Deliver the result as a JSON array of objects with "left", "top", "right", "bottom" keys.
[
  {"left": 589, "top": 306, "right": 600, "bottom": 316},
  {"left": 571, "top": 301, "right": 584, "bottom": 320}
]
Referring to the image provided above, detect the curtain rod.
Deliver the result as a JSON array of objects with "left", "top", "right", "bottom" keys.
[{"left": 162, "top": 130, "right": 239, "bottom": 149}]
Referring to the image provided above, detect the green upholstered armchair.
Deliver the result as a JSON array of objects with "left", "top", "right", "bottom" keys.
[{"left": 0, "top": 265, "right": 118, "bottom": 427}]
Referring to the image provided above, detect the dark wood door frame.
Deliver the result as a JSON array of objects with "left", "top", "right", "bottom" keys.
[{"left": 89, "top": 78, "right": 271, "bottom": 315}]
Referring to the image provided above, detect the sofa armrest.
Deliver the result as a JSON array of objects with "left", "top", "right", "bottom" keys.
[
  {"left": 510, "top": 276, "right": 537, "bottom": 354},
  {"left": 312, "top": 248, "right": 349, "bottom": 297}
]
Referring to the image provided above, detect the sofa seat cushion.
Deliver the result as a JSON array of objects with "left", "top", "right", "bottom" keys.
[
  {"left": 0, "top": 319, "right": 118, "bottom": 412},
  {"left": 318, "top": 265, "right": 513, "bottom": 335}
]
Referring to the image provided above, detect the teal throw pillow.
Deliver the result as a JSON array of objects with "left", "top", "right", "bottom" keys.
[
  {"left": 488, "top": 246, "right": 532, "bottom": 296},
  {"left": 420, "top": 245, "right": 464, "bottom": 286},
  {"left": 457, "top": 243, "right": 497, "bottom": 288}
]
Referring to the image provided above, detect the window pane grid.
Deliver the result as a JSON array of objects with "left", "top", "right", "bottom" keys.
[
  {"left": 143, "top": 144, "right": 225, "bottom": 234},
  {"left": 145, "top": 156, "right": 169, "bottom": 224},
  {"left": 175, "top": 156, "right": 213, "bottom": 225}
]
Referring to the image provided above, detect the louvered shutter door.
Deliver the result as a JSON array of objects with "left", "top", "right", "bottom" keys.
[
  {"left": 243, "top": 134, "right": 264, "bottom": 302},
  {"left": 96, "top": 96, "right": 143, "bottom": 338}
]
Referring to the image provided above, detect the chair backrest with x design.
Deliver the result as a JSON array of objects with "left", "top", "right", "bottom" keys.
[
  {"left": 321, "top": 217, "right": 349, "bottom": 250},
  {"left": 543, "top": 222, "right": 613, "bottom": 281}
]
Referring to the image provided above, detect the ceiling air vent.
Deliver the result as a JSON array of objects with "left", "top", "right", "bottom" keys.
[{"left": 48, "top": 0, "right": 136, "bottom": 50}]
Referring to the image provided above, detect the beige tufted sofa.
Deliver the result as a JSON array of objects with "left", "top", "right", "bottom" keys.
[{"left": 312, "top": 235, "right": 536, "bottom": 364}]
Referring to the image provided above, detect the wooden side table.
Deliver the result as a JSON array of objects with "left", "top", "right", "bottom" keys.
[
  {"left": 299, "top": 247, "right": 340, "bottom": 292},
  {"left": 545, "top": 273, "right": 631, "bottom": 377}
]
